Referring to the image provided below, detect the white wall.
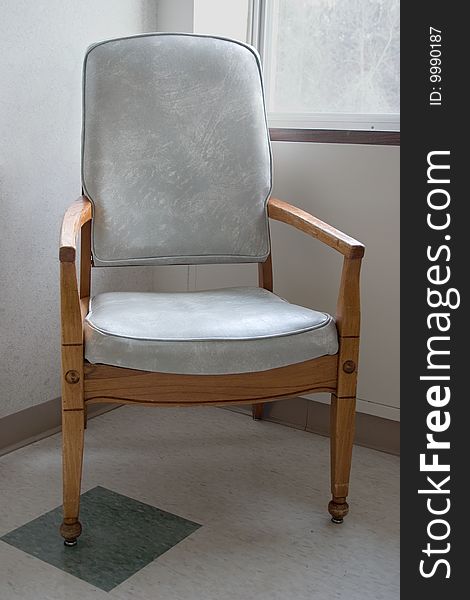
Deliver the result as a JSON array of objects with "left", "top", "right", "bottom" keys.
[
  {"left": 157, "top": 0, "right": 249, "bottom": 41},
  {"left": 157, "top": 0, "right": 194, "bottom": 32},
  {"left": 0, "top": 1, "right": 157, "bottom": 419},
  {"left": 193, "top": 0, "right": 250, "bottom": 40}
]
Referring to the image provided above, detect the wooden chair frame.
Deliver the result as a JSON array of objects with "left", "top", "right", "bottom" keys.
[{"left": 59, "top": 195, "right": 365, "bottom": 545}]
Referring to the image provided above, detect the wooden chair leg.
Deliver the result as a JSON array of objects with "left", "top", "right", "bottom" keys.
[
  {"left": 252, "top": 403, "right": 264, "bottom": 420},
  {"left": 83, "top": 403, "right": 88, "bottom": 429},
  {"left": 328, "top": 394, "right": 356, "bottom": 524},
  {"left": 60, "top": 409, "right": 85, "bottom": 545}
]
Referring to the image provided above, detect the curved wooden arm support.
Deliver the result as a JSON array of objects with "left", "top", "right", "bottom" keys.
[
  {"left": 60, "top": 197, "right": 92, "bottom": 346},
  {"left": 59, "top": 197, "right": 93, "bottom": 263},
  {"left": 267, "top": 194, "right": 364, "bottom": 398},
  {"left": 267, "top": 197, "right": 365, "bottom": 259}
]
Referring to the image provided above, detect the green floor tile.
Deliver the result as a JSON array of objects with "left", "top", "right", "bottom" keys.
[{"left": 1, "top": 486, "right": 201, "bottom": 592}]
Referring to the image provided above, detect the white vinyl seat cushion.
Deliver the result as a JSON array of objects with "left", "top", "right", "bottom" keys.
[{"left": 84, "top": 287, "right": 338, "bottom": 374}]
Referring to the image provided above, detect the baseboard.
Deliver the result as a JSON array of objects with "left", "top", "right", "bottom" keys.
[
  {"left": 227, "top": 397, "right": 400, "bottom": 456},
  {"left": 1, "top": 396, "right": 399, "bottom": 457},
  {"left": 0, "top": 398, "right": 119, "bottom": 457}
]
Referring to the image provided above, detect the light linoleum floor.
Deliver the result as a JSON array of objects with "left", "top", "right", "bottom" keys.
[{"left": 0, "top": 406, "right": 399, "bottom": 599}]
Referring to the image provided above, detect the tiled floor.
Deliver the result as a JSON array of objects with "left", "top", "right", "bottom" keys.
[
  {"left": 0, "top": 406, "right": 399, "bottom": 599},
  {"left": 2, "top": 486, "right": 201, "bottom": 591}
]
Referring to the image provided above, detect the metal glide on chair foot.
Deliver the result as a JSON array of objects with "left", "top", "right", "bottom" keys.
[
  {"left": 63, "top": 538, "right": 78, "bottom": 547},
  {"left": 60, "top": 520, "right": 82, "bottom": 547},
  {"left": 328, "top": 498, "right": 349, "bottom": 524}
]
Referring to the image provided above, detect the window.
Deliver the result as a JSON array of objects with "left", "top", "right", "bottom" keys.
[{"left": 250, "top": 0, "right": 400, "bottom": 132}]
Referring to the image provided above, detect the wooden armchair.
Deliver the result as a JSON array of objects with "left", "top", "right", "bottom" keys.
[{"left": 59, "top": 33, "right": 365, "bottom": 546}]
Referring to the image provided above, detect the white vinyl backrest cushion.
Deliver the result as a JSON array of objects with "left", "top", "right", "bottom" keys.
[{"left": 82, "top": 33, "right": 272, "bottom": 266}]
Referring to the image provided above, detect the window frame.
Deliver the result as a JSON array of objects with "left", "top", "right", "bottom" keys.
[{"left": 249, "top": 0, "right": 400, "bottom": 145}]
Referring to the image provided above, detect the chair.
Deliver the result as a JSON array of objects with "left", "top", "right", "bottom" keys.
[{"left": 59, "top": 33, "right": 365, "bottom": 546}]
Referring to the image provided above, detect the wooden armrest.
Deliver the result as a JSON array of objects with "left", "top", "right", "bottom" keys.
[
  {"left": 268, "top": 197, "right": 365, "bottom": 259},
  {"left": 59, "top": 196, "right": 92, "bottom": 263}
]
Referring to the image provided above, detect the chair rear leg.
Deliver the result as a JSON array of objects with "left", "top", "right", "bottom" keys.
[
  {"left": 328, "top": 394, "right": 356, "bottom": 523},
  {"left": 60, "top": 409, "right": 84, "bottom": 546},
  {"left": 252, "top": 403, "right": 264, "bottom": 420}
]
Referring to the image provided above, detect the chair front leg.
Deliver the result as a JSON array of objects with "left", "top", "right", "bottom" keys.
[
  {"left": 328, "top": 255, "right": 361, "bottom": 523},
  {"left": 60, "top": 408, "right": 84, "bottom": 545},
  {"left": 60, "top": 343, "right": 85, "bottom": 546},
  {"left": 59, "top": 204, "right": 91, "bottom": 545}
]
